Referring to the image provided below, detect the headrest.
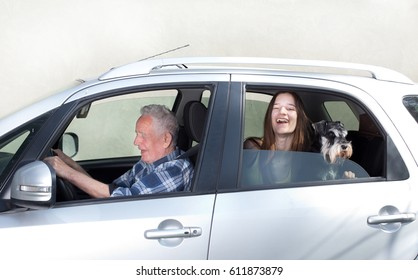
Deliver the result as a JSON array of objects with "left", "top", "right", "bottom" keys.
[{"left": 183, "top": 101, "right": 207, "bottom": 143}]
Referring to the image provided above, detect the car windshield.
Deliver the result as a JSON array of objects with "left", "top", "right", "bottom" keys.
[
  {"left": 0, "top": 113, "right": 51, "bottom": 184},
  {"left": 0, "top": 131, "right": 31, "bottom": 179}
]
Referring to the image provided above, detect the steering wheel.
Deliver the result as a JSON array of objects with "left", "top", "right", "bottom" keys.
[
  {"left": 47, "top": 149, "right": 78, "bottom": 202},
  {"left": 56, "top": 176, "right": 78, "bottom": 202}
]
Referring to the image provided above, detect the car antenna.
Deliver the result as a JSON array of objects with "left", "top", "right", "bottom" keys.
[{"left": 138, "top": 44, "right": 190, "bottom": 63}]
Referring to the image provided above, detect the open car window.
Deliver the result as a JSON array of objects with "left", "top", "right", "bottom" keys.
[
  {"left": 63, "top": 90, "right": 177, "bottom": 161},
  {"left": 241, "top": 88, "right": 392, "bottom": 189}
]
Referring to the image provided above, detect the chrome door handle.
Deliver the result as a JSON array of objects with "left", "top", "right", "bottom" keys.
[
  {"left": 367, "top": 213, "right": 416, "bottom": 225},
  {"left": 144, "top": 227, "right": 202, "bottom": 239},
  {"left": 144, "top": 219, "right": 202, "bottom": 247}
]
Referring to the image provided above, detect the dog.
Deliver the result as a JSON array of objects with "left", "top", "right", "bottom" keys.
[{"left": 311, "top": 120, "right": 355, "bottom": 180}]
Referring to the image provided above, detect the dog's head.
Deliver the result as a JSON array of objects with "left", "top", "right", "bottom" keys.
[{"left": 312, "top": 120, "right": 353, "bottom": 164}]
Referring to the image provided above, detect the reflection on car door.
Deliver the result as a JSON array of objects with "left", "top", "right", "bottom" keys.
[{"left": 0, "top": 195, "right": 215, "bottom": 259}]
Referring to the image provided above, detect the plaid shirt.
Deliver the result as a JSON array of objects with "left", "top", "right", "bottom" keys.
[{"left": 110, "top": 148, "right": 194, "bottom": 197}]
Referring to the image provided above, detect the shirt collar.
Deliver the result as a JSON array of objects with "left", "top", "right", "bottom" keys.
[{"left": 147, "top": 148, "right": 181, "bottom": 168}]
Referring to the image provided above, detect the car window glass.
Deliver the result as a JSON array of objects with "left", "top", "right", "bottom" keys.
[
  {"left": 240, "top": 150, "right": 369, "bottom": 187},
  {"left": 201, "top": 90, "right": 211, "bottom": 107},
  {"left": 0, "top": 131, "right": 30, "bottom": 176},
  {"left": 0, "top": 131, "right": 30, "bottom": 154},
  {"left": 65, "top": 90, "right": 177, "bottom": 161},
  {"left": 324, "top": 101, "right": 358, "bottom": 130},
  {"left": 244, "top": 92, "right": 270, "bottom": 139},
  {"left": 0, "top": 113, "right": 50, "bottom": 182},
  {"left": 403, "top": 96, "right": 418, "bottom": 123}
]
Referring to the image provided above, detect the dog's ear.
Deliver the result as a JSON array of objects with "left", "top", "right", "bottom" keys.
[{"left": 312, "top": 120, "right": 327, "bottom": 134}]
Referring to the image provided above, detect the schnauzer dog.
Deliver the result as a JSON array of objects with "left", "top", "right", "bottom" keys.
[{"left": 312, "top": 120, "right": 355, "bottom": 180}]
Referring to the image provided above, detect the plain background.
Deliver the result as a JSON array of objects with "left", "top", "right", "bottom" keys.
[{"left": 1, "top": 0, "right": 418, "bottom": 119}]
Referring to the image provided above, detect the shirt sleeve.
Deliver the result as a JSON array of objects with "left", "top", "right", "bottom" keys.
[{"left": 111, "top": 161, "right": 186, "bottom": 197}]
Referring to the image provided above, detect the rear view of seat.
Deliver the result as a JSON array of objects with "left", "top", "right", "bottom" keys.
[{"left": 181, "top": 101, "right": 207, "bottom": 164}]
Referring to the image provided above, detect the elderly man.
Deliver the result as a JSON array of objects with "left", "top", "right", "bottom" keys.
[{"left": 45, "top": 104, "right": 194, "bottom": 198}]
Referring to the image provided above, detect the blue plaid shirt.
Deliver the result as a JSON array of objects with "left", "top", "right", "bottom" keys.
[{"left": 110, "top": 148, "right": 194, "bottom": 197}]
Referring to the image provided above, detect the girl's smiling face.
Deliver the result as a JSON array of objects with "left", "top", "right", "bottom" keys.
[{"left": 271, "top": 92, "right": 298, "bottom": 136}]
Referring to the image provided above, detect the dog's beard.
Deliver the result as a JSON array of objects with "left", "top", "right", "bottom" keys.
[
  {"left": 339, "top": 144, "right": 353, "bottom": 160},
  {"left": 320, "top": 137, "right": 353, "bottom": 164}
]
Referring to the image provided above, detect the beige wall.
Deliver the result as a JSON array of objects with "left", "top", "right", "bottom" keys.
[{"left": 1, "top": 0, "right": 417, "bottom": 119}]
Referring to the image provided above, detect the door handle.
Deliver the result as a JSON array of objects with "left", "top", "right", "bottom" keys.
[
  {"left": 144, "top": 227, "right": 202, "bottom": 239},
  {"left": 367, "top": 206, "right": 415, "bottom": 233},
  {"left": 144, "top": 219, "right": 202, "bottom": 247},
  {"left": 367, "top": 213, "right": 416, "bottom": 225}
]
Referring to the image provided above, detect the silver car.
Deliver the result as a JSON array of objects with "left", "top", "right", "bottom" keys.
[{"left": 0, "top": 57, "right": 417, "bottom": 259}]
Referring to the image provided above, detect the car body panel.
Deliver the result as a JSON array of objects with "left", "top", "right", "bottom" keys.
[
  {"left": 209, "top": 182, "right": 418, "bottom": 259},
  {"left": 0, "top": 194, "right": 215, "bottom": 259}
]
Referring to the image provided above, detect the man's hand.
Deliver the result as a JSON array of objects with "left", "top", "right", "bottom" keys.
[
  {"left": 44, "top": 150, "right": 110, "bottom": 198},
  {"left": 51, "top": 149, "right": 77, "bottom": 169},
  {"left": 44, "top": 155, "right": 73, "bottom": 180},
  {"left": 49, "top": 149, "right": 90, "bottom": 176}
]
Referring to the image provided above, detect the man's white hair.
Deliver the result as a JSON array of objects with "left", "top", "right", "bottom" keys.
[{"left": 140, "top": 104, "right": 179, "bottom": 146}]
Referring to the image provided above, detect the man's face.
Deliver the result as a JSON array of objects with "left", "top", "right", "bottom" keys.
[{"left": 133, "top": 115, "right": 172, "bottom": 163}]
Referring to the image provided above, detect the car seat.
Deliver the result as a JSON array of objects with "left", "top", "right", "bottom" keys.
[
  {"left": 179, "top": 101, "right": 207, "bottom": 164},
  {"left": 347, "top": 114, "right": 384, "bottom": 177}
]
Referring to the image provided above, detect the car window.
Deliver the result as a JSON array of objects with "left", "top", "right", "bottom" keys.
[
  {"left": 403, "top": 96, "right": 418, "bottom": 123},
  {"left": 243, "top": 92, "right": 270, "bottom": 140},
  {"left": 0, "top": 131, "right": 30, "bottom": 176},
  {"left": 201, "top": 90, "right": 211, "bottom": 108},
  {"left": 240, "top": 89, "right": 388, "bottom": 189},
  {"left": 64, "top": 90, "right": 177, "bottom": 161},
  {"left": 323, "top": 101, "right": 358, "bottom": 130}
]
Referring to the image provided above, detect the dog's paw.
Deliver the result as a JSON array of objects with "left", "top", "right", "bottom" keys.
[{"left": 343, "top": 171, "right": 356, "bottom": 179}]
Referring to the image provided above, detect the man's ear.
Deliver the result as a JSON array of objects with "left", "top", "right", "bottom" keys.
[{"left": 163, "top": 132, "right": 173, "bottom": 148}]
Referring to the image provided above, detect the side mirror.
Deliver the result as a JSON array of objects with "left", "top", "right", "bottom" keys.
[
  {"left": 11, "top": 161, "right": 56, "bottom": 209},
  {"left": 58, "top": 132, "right": 79, "bottom": 158}
]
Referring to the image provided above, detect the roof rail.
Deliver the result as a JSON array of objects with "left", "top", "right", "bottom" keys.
[{"left": 99, "top": 57, "right": 413, "bottom": 84}]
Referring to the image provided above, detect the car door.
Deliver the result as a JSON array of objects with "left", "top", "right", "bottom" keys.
[
  {"left": 0, "top": 76, "right": 230, "bottom": 259},
  {"left": 0, "top": 195, "right": 215, "bottom": 259},
  {"left": 208, "top": 75, "right": 418, "bottom": 259}
]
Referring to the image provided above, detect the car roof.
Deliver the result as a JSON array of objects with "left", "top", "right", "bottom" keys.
[
  {"left": 99, "top": 57, "right": 415, "bottom": 85},
  {"left": 1, "top": 57, "right": 414, "bottom": 137}
]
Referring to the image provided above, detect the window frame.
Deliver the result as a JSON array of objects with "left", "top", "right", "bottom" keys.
[{"left": 217, "top": 81, "right": 408, "bottom": 192}]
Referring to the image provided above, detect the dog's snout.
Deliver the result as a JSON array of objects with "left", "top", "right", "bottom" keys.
[{"left": 341, "top": 144, "right": 348, "bottom": 150}]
